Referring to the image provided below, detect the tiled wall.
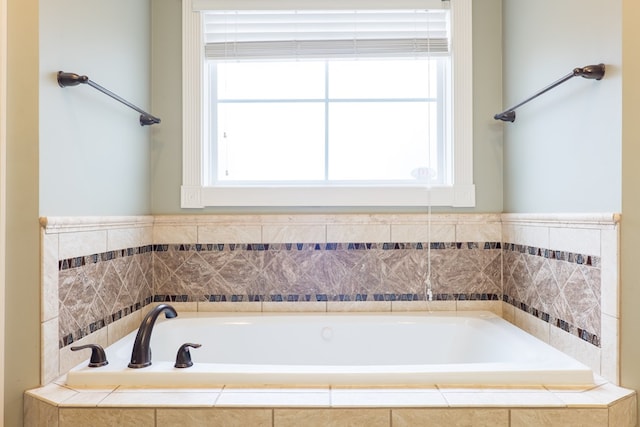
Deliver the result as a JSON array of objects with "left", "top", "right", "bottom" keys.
[{"left": 40, "top": 213, "right": 620, "bottom": 386}]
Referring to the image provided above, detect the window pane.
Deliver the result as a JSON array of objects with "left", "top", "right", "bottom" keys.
[
  {"left": 329, "top": 59, "right": 437, "bottom": 99},
  {"left": 328, "top": 102, "right": 436, "bottom": 181},
  {"left": 217, "top": 103, "right": 326, "bottom": 181},
  {"left": 217, "top": 61, "right": 325, "bottom": 100}
]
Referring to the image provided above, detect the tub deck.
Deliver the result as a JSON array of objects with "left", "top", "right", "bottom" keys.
[{"left": 25, "top": 376, "right": 637, "bottom": 427}]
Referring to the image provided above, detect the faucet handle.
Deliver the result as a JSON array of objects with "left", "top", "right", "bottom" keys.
[
  {"left": 174, "top": 343, "right": 202, "bottom": 368},
  {"left": 70, "top": 344, "right": 109, "bottom": 367}
]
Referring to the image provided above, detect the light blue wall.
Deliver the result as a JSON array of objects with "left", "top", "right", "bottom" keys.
[
  {"left": 150, "top": 0, "right": 504, "bottom": 214},
  {"left": 39, "top": 0, "right": 152, "bottom": 216},
  {"left": 502, "top": 0, "right": 622, "bottom": 213}
]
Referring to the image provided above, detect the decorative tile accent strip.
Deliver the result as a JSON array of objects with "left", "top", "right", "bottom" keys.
[
  {"left": 58, "top": 239, "right": 601, "bottom": 350},
  {"left": 59, "top": 245, "right": 155, "bottom": 271},
  {"left": 503, "top": 242, "right": 601, "bottom": 347},
  {"left": 152, "top": 241, "right": 503, "bottom": 306},
  {"left": 502, "top": 243, "right": 601, "bottom": 267}
]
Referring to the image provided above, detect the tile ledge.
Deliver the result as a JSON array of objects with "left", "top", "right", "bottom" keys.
[
  {"left": 26, "top": 379, "right": 635, "bottom": 409},
  {"left": 501, "top": 213, "right": 620, "bottom": 226},
  {"left": 41, "top": 216, "right": 154, "bottom": 233}
]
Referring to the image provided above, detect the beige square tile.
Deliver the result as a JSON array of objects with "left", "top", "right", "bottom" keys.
[
  {"left": 153, "top": 225, "right": 197, "bottom": 244},
  {"left": 98, "top": 390, "right": 218, "bottom": 407},
  {"left": 41, "top": 231, "right": 59, "bottom": 322},
  {"left": 262, "top": 224, "right": 326, "bottom": 243},
  {"left": 441, "top": 389, "right": 564, "bottom": 407},
  {"left": 197, "top": 301, "right": 262, "bottom": 312},
  {"left": 26, "top": 383, "right": 78, "bottom": 407},
  {"left": 157, "top": 408, "right": 272, "bottom": 427},
  {"left": 262, "top": 301, "right": 327, "bottom": 312},
  {"left": 549, "top": 227, "right": 601, "bottom": 256},
  {"left": 274, "top": 408, "right": 389, "bottom": 427},
  {"left": 326, "top": 301, "right": 391, "bottom": 312},
  {"left": 502, "top": 223, "right": 549, "bottom": 249},
  {"left": 392, "top": 300, "right": 457, "bottom": 312},
  {"left": 608, "top": 394, "right": 638, "bottom": 427},
  {"left": 501, "top": 301, "right": 516, "bottom": 324},
  {"left": 391, "top": 223, "right": 455, "bottom": 243},
  {"left": 600, "top": 227, "right": 619, "bottom": 317},
  {"left": 217, "top": 388, "right": 330, "bottom": 407},
  {"left": 198, "top": 225, "right": 261, "bottom": 244},
  {"left": 455, "top": 300, "right": 502, "bottom": 315},
  {"left": 457, "top": 222, "right": 501, "bottom": 243},
  {"left": 549, "top": 325, "right": 601, "bottom": 376},
  {"left": 392, "top": 408, "right": 509, "bottom": 427},
  {"left": 510, "top": 408, "right": 608, "bottom": 427},
  {"left": 600, "top": 313, "right": 619, "bottom": 384},
  {"left": 24, "top": 394, "right": 59, "bottom": 427},
  {"left": 582, "top": 382, "right": 636, "bottom": 404},
  {"left": 59, "top": 408, "right": 155, "bottom": 427},
  {"left": 59, "top": 230, "right": 107, "bottom": 259},
  {"left": 331, "top": 387, "right": 446, "bottom": 407},
  {"left": 42, "top": 318, "right": 61, "bottom": 385},
  {"left": 514, "top": 309, "right": 550, "bottom": 343},
  {"left": 60, "top": 391, "right": 111, "bottom": 407},
  {"left": 107, "top": 226, "right": 152, "bottom": 251},
  {"left": 326, "top": 224, "right": 390, "bottom": 243}
]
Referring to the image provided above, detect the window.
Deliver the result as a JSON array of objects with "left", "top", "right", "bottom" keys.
[{"left": 182, "top": 0, "right": 474, "bottom": 208}]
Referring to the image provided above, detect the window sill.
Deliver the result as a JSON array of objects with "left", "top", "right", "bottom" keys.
[{"left": 181, "top": 185, "right": 476, "bottom": 208}]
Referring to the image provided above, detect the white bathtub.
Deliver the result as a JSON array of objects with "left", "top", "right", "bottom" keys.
[{"left": 65, "top": 311, "right": 595, "bottom": 387}]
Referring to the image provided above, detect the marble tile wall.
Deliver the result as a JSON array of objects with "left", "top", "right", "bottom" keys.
[
  {"left": 503, "top": 243, "right": 601, "bottom": 346},
  {"left": 41, "top": 213, "right": 621, "bottom": 385},
  {"left": 58, "top": 246, "right": 154, "bottom": 347},
  {"left": 152, "top": 242, "right": 502, "bottom": 304},
  {"left": 502, "top": 213, "right": 620, "bottom": 383}
]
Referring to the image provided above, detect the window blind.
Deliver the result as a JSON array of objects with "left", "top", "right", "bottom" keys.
[{"left": 203, "top": 9, "right": 450, "bottom": 60}]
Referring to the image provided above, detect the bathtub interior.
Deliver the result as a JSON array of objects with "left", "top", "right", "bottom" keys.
[{"left": 65, "top": 310, "right": 595, "bottom": 388}]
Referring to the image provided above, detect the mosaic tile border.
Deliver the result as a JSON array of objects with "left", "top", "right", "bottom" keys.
[
  {"left": 502, "top": 243, "right": 601, "bottom": 267},
  {"left": 58, "top": 241, "right": 600, "bottom": 349},
  {"left": 59, "top": 245, "right": 154, "bottom": 270},
  {"left": 152, "top": 241, "right": 503, "bottom": 252},
  {"left": 154, "top": 293, "right": 502, "bottom": 303}
]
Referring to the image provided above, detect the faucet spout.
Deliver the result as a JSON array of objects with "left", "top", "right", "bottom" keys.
[{"left": 128, "top": 304, "right": 177, "bottom": 368}]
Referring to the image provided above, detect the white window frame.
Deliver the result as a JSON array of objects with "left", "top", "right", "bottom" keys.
[{"left": 181, "top": 0, "right": 474, "bottom": 208}]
